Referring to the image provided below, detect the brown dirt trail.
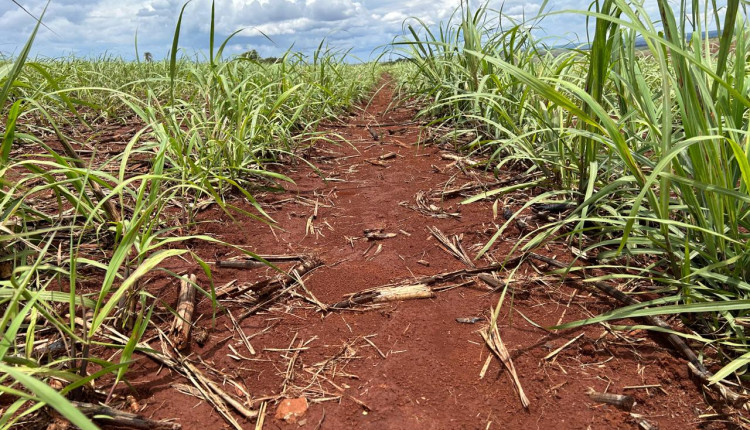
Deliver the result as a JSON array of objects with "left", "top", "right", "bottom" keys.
[{"left": 128, "top": 81, "right": 723, "bottom": 429}]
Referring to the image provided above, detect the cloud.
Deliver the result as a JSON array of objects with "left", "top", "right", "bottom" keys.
[
  {"left": 0, "top": 0, "right": 729, "bottom": 61},
  {"left": 307, "top": 0, "right": 358, "bottom": 21}
]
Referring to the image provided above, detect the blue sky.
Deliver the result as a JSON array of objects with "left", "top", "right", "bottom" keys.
[{"left": 0, "top": 1, "right": 717, "bottom": 62}]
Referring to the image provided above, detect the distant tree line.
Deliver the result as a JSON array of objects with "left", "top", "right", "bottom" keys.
[
  {"left": 237, "top": 50, "right": 413, "bottom": 65},
  {"left": 381, "top": 57, "right": 412, "bottom": 65},
  {"left": 239, "top": 49, "right": 281, "bottom": 64}
]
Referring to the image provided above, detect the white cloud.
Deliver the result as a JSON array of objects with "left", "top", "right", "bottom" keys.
[
  {"left": 381, "top": 11, "right": 407, "bottom": 23},
  {"left": 307, "top": 0, "right": 357, "bottom": 21},
  {"left": 0, "top": 0, "right": 730, "bottom": 61}
]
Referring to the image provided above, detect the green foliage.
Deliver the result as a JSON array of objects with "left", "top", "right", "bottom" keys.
[
  {"left": 0, "top": 1, "right": 378, "bottom": 426},
  {"left": 240, "top": 49, "right": 260, "bottom": 60},
  {"left": 397, "top": 0, "right": 750, "bottom": 383}
]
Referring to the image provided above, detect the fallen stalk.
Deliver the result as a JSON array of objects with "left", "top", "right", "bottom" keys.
[
  {"left": 216, "top": 255, "right": 306, "bottom": 270},
  {"left": 217, "top": 257, "right": 320, "bottom": 298},
  {"left": 70, "top": 401, "right": 180, "bottom": 430},
  {"left": 410, "top": 256, "right": 524, "bottom": 285},
  {"left": 476, "top": 273, "right": 528, "bottom": 298},
  {"left": 254, "top": 257, "right": 322, "bottom": 298},
  {"left": 331, "top": 257, "right": 524, "bottom": 309},
  {"left": 170, "top": 274, "right": 197, "bottom": 350},
  {"left": 331, "top": 284, "right": 434, "bottom": 309},
  {"left": 366, "top": 125, "right": 380, "bottom": 141},
  {"left": 586, "top": 389, "right": 635, "bottom": 411},
  {"left": 237, "top": 257, "right": 323, "bottom": 320}
]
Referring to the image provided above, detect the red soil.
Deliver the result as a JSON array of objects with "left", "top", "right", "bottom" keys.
[{"left": 121, "top": 82, "right": 736, "bottom": 429}]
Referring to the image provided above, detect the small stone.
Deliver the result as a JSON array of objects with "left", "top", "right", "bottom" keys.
[
  {"left": 581, "top": 343, "right": 596, "bottom": 356},
  {"left": 275, "top": 397, "right": 308, "bottom": 423},
  {"left": 193, "top": 327, "right": 209, "bottom": 346},
  {"left": 0, "top": 261, "right": 12, "bottom": 280}
]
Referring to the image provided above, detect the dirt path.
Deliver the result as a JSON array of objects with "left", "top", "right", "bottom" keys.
[{"left": 130, "top": 81, "right": 716, "bottom": 429}]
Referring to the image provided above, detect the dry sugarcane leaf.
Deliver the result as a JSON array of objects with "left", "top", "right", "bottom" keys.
[
  {"left": 431, "top": 174, "right": 541, "bottom": 199},
  {"left": 400, "top": 191, "right": 460, "bottom": 219},
  {"left": 104, "top": 326, "right": 258, "bottom": 429},
  {"left": 427, "top": 226, "right": 475, "bottom": 268},
  {"left": 481, "top": 325, "right": 530, "bottom": 409},
  {"left": 440, "top": 152, "right": 478, "bottom": 166}
]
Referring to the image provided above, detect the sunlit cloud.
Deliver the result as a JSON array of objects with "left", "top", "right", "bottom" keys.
[{"left": 0, "top": 1, "right": 727, "bottom": 61}]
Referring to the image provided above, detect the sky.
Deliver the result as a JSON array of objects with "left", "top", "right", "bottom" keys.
[{"left": 0, "top": 0, "right": 718, "bottom": 62}]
